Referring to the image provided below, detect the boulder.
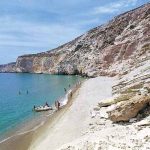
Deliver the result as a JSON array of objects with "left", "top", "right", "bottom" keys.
[
  {"left": 108, "top": 95, "right": 150, "bottom": 122},
  {"left": 93, "top": 107, "right": 100, "bottom": 111},
  {"left": 98, "top": 97, "right": 115, "bottom": 107}
]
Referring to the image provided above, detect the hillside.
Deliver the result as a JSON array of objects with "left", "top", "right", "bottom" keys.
[{"left": 0, "top": 3, "right": 149, "bottom": 78}]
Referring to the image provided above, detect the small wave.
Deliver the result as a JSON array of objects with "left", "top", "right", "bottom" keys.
[{"left": 60, "top": 89, "right": 72, "bottom": 106}]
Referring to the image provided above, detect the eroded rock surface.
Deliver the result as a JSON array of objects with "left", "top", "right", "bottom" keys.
[
  {"left": 108, "top": 95, "right": 150, "bottom": 122},
  {"left": 0, "top": 62, "right": 16, "bottom": 73},
  {"left": 0, "top": 3, "right": 149, "bottom": 77}
]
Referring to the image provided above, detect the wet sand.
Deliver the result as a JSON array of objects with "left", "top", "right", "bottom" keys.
[{"left": 0, "top": 131, "right": 34, "bottom": 150}]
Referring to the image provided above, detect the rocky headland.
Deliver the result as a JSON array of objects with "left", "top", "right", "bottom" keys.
[{"left": 0, "top": 3, "right": 149, "bottom": 78}]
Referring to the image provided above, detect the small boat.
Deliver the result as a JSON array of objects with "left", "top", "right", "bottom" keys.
[{"left": 33, "top": 105, "right": 53, "bottom": 112}]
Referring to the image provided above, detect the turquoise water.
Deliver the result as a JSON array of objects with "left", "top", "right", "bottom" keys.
[{"left": 0, "top": 73, "right": 83, "bottom": 139}]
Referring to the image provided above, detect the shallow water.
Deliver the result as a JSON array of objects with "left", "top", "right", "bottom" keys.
[{"left": 0, "top": 73, "right": 83, "bottom": 140}]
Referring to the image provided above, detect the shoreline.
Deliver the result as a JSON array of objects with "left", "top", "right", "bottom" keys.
[
  {"left": 28, "top": 76, "right": 150, "bottom": 150},
  {"left": 2, "top": 76, "right": 148, "bottom": 149},
  {"left": 30, "top": 77, "right": 115, "bottom": 150},
  {"left": 0, "top": 81, "right": 82, "bottom": 150}
]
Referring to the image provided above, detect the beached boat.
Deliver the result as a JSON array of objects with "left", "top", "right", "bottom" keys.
[{"left": 33, "top": 105, "right": 53, "bottom": 112}]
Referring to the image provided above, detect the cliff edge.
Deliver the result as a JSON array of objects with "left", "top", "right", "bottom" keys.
[{"left": 0, "top": 3, "right": 149, "bottom": 77}]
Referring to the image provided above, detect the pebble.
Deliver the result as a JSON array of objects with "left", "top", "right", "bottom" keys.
[{"left": 93, "top": 107, "right": 100, "bottom": 111}]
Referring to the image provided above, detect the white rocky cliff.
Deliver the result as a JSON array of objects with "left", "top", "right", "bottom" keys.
[{"left": 0, "top": 3, "right": 149, "bottom": 78}]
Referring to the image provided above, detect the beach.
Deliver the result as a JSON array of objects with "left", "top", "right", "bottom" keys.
[
  {"left": 1, "top": 76, "right": 150, "bottom": 150},
  {"left": 29, "top": 76, "right": 115, "bottom": 150},
  {"left": 28, "top": 76, "right": 150, "bottom": 150},
  {"left": 0, "top": 76, "right": 114, "bottom": 150},
  {"left": 0, "top": 78, "right": 83, "bottom": 150}
]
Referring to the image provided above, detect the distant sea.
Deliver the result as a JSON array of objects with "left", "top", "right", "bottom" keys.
[{"left": 0, "top": 73, "right": 83, "bottom": 141}]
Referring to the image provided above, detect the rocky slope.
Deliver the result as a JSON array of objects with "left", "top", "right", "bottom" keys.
[
  {"left": 0, "top": 62, "right": 16, "bottom": 73},
  {"left": 0, "top": 3, "right": 149, "bottom": 77}
]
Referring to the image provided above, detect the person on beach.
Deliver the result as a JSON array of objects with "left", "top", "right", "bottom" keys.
[
  {"left": 58, "top": 101, "right": 60, "bottom": 110},
  {"left": 70, "top": 91, "right": 72, "bottom": 97},
  {"left": 64, "top": 88, "right": 67, "bottom": 93},
  {"left": 45, "top": 101, "right": 49, "bottom": 107},
  {"left": 55, "top": 100, "right": 60, "bottom": 110}
]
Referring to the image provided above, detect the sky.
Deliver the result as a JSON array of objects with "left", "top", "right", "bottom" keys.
[{"left": 0, "top": 0, "right": 149, "bottom": 64}]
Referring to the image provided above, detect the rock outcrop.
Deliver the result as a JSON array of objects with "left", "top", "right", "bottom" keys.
[
  {"left": 108, "top": 95, "right": 150, "bottom": 122},
  {"left": 0, "top": 62, "right": 17, "bottom": 73},
  {"left": 0, "top": 3, "right": 149, "bottom": 77},
  {"left": 98, "top": 93, "right": 135, "bottom": 107}
]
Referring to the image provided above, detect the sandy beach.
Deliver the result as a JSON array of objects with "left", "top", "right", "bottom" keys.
[
  {"left": 1, "top": 76, "right": 150, "bottom": 150},
  {"left": 29, "top": 77, "right": 115, "bottom": 150},
  {"left": 29, "top": 76, "right": 150, "bottom": 150},
  {"left": 0, "top": 79, "right": 82, "bottom": 150}
]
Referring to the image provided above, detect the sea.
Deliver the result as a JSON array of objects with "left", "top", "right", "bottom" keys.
[{"left": 0, "top": 73, "right": 84, "bottom": 141}]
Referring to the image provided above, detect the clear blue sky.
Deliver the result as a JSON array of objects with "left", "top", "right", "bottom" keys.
[{"left": 0, "top": 0, "right": 149, "bottom": 64}]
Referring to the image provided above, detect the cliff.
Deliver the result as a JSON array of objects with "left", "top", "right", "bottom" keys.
[
  {"left": 0, "top": 3, "right": 150, "bottom": 77},
  {"left": 0, "top": 62, "right": 17, "bottom": 73}
]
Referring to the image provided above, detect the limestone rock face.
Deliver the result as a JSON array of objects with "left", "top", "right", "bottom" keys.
[
  {"left": 108, "top": 95, "right": 150, "bottom": 122},
  {"left": 0, "top": 63, "right": 16, "bottom": 72},
  {"left": 0, "top": 3, "right": 150, "bottom": 77}
]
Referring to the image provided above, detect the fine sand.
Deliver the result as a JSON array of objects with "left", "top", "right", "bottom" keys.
[
  {"left": 29, "top": 77, "right": 114, "bottom": 150},
  {"left": 29, "top": 76, "right": 150, "bottom": 150}
]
